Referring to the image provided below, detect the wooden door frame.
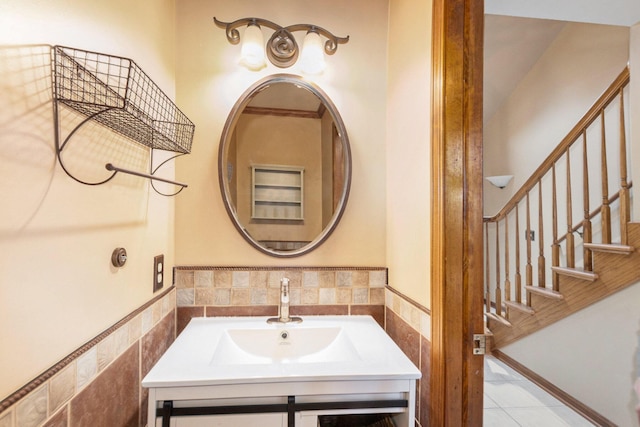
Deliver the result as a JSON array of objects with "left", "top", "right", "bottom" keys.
[{"left": 430, "top": 0, "right": 485, "bottom": 425}]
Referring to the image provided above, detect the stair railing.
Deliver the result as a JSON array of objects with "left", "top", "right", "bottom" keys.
[{"left": 484, "top": 67, "right": 631, "bottom": 321}]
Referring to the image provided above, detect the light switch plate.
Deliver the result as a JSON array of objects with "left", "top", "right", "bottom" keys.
[{"left": 153, "top": 255, "right": 164, "bottom": 293}]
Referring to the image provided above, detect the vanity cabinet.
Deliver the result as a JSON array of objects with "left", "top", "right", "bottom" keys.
[
  {"left": 146, "top": 380, "right": 413, "bottom": 427},
  {"left": 143, "top": 316, "right": 420, "bottom": 427},
  {"left": 153, "top": 412, "right": 284, "bottom": 426},
  {"left": 252, "top": 165, "right": 304, "bottom": 220}
]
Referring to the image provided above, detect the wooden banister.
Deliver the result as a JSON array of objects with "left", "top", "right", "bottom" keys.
[{"left": 484, "top": 66, "right": 631, "bottom": 323}]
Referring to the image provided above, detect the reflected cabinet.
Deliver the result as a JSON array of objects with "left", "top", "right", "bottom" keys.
[{"left": 251, "top": 165, "right": 304, "bottom": 220}]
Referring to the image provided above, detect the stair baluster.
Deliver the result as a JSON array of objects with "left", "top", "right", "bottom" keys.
[
  {"left": 551, "top": 163, "right": 560, "bottom": 292},
  {"left": 537, "top": 179, "right": 546, "bottom": 288},
  {"left": 514, "top": 206, "right": 522, "bottom": 305},
  {"left": 619, "top": 88, "right": 630, "bottom": 245},
  {"left": 495, "top": 221, "right": 502, "bottom": 317},
  {"left": 525, "top": 191, "right": 533, "bottom": 308},
  {"left": 582, "top": 131, "right": 593, "bottom": 271},
  {"left": 485, "top": 224, "right": 491, "bottom": 313},
  {"left": 600, "top": 110, "right": 612, "bottom": 244},
  {"left": 504, "top": 213, "right": 511, "bottom": 308}
]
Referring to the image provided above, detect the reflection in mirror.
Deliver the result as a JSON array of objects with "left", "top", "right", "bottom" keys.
[{"left": 219, "top": 74, "right": 351, "bottom": 257}]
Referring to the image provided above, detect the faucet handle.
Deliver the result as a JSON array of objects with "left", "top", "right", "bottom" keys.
[{"left": 281, "top": 277, "right": 289, "bottom": 297}]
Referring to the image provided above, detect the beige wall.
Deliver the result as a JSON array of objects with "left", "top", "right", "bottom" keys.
[
  {"left": 631, "top": 23, "right": 640, "bottom": 218},
  {"left": 174, "top": 0, "right": 389, "bottom": 266},
  {"left": 173, "top": 0, "right": 432, "bottom": 309},
  {"left": 386, "top": 0, "right": 433, "bottom": 308},
  {"left": 0, "top": 0, "right": 177, "bottom": 400}
]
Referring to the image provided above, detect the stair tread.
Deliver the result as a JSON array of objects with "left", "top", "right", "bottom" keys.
[
  {"left": 551, "top": 266, "right": 598, "bottom": 282},
  {"left": 486, "top": 312, "right": 512, "bottom": 327},
  {"left": 584, "top": 242, "right": 635, "bottom": 254},
  {"left": 504, "top": 300, "right": 535, "bottom": 315},
  {"left": 525, "top": 285, "right": 564, "bottom": 300},
  {"left": 489, "top": 227, "right": 640, "bottom": 349}
]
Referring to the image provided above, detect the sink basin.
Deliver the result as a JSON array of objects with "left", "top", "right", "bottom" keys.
[
  {"left": 211, "top": 326, "right": 361, "bottom": 364},
  {"left": 142, "top": 315, "right": 421, "bottom": 387}
]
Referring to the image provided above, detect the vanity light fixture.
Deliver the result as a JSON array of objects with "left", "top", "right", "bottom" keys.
[
  {"left": 213, "top": 17, "right": 349, "bottom": 73},
  {"left": 239, "top": 22, "right": 266, "bottom": 69},
  {"left": 298, "top": 29, "right": 326, "bottom": 74},
  {"left": 486, "top": 175, "right": 514, "bottom": 189}
]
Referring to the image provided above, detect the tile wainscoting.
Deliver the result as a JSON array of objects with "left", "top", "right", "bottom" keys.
[
  {"left": 384, "top": 286, "right": 432, "bottom": 427},
  {"left": 0, "top": 266, "right": 432, "bottom": 427},
  {"left": 0, "top": 289, "right": 177, "bottom": 427},
  {"left": 173, "top": 266, "right": 389, "bottom": 333}
]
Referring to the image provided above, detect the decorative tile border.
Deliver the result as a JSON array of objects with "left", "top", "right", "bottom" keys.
[{"left": 0, "top": 288, "right": 176, "bottom": 427}]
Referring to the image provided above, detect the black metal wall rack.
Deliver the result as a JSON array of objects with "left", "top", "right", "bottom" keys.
[{"left": 51, "top": 45, "right": 195, "bottom": 196}]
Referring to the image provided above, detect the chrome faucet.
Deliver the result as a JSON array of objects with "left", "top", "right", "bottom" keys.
[{"left": 267, "top": 277, "right": 302, "bottom": 324}]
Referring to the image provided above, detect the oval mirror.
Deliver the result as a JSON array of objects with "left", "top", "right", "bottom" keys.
[{"left": 218, "top": 74, "right": 352, "bottom": 257}]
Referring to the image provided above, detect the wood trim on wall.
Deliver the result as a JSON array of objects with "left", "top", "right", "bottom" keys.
[
  {"left": 430, "top": 0, "right": 485, "bottom": 425},
  {"left": 492, "top": 350, "right": 616, "bottom": 426}
]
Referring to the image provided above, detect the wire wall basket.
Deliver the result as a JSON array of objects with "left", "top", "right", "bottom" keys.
[
  {"left": 51, "top": 46, "right": 195, "bottom": 195},
  {"left": 53, "top": 45, "right": 194, "bottom": 154}
]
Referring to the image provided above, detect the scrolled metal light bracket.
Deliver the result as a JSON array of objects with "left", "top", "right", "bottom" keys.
[{"left": 213, "top": 17, "right": 349, "bottom": 69}]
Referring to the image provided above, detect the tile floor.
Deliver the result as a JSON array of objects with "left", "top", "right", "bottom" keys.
[{"left": 484, "top": 355, "right": 595, "bottom": 426}]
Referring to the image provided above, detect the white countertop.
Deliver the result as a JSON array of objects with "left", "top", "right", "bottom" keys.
[{"left": 142, "top": 315, "right": 421, "bottom": 388}]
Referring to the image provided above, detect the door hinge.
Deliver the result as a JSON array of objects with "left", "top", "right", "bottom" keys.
[{"left": 473, "top": 334, "right": 486, "bottom": 355}]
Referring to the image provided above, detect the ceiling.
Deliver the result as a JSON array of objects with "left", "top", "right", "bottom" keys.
[
  {"left": 485, "top": 0, "right": 640, "bottom": 27},
  {"left": 483, "top": 15, "right": 566, "bottom": 122},
  {"left": 483, "top": 0, "right": 640, "bottom": 123},
  {"left": 248, "top": 82, "right": 321, "bottom": 112}
]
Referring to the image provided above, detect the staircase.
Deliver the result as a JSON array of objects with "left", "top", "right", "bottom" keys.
[
  {"left": 484, "top": 67, "right": 635, "bottom": 348},
  {"left": 487, "top": 222, "right": 639, "bottom": 347}
]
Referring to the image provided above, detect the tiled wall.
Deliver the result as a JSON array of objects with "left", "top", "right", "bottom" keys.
[
  {"left": 174, "top": 266, "right": 388, "bottom": 333},
  {"left": 0, "top": 289, "right": 177, "bottom": 427},
  {"left": 0, "top": 267, "right": 432, "bottom": 427},
  {"left": 384, "top": 287, "right": 432, "bottom": 427}
]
